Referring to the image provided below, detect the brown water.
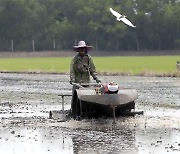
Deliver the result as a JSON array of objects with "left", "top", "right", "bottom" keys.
[{"left": 0, "top": 73, "right": 180, "bottom": 154}]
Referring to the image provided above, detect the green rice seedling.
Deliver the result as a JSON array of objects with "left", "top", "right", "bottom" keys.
[
  {"left": 0, "top": 56, "right": 179, "bottom": 76},
  {"left": 93, "top": 56, "right": 180, "bottom": 75},
  {"left": 0, "top": 57, "right": 71, "bottom": 73}
]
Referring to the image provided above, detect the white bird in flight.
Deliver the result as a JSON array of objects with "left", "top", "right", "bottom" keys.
[{"left": 110, "top": 8, "right": 136, "bottom": 28}]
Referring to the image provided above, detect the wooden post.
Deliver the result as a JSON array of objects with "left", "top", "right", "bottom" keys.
[
  {"left": 49, "top": 111, "right": 52, "bottom": 119},
  {"left": 53, "top": 39, "right": 56, "bottom": 50},
  {"left": 11, "top": 40, "right": 14, "bottom": 52},
  {"left": 32, "top": 40, "right": 35, "bottom": 51},
  {"left": 136, "top": 37, "right": 139, "bottom": 51},
  {"left": 95, "top": 39, "right": 98, "bottom": 51},
  {"left": 177, "top": 61, "right": 180, "bottom": 71},
  {"left": 62, "top": 96, "right": 64, "bottom": 111}
]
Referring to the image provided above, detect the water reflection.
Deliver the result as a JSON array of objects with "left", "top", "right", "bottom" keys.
[
  {"left": 1, "top": 116, "right": 180, "bottom": 154},
  {"left": 0, "top": 126, "right": 73, "bottom": 154},
  {"left": 136, "top": 127, "right": 180, "bottom": 154},
  {"left": 71, "top": 127, "right": 138, "bottom": 154}
]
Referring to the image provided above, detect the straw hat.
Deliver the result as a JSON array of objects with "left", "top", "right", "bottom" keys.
[{"left": 73, "top": 41, "right": 92, "bottom": 52}]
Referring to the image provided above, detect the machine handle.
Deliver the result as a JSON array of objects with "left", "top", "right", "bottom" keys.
[{"left": 71, "top": 82, "right": 102, "bottom": 87}]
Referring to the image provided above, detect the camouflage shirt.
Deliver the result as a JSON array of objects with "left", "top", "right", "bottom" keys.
[{"left": 70, "top": 53, "right": 98, "bottom": 83}]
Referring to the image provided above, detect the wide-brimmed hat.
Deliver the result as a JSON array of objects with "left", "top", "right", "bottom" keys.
[{"left": 73, "top": 41, "right": 92, "bottom": 52}]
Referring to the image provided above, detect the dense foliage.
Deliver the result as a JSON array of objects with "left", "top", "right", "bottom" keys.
[{"left": 0, "top": 0, "right": 179, "bottom": 51}]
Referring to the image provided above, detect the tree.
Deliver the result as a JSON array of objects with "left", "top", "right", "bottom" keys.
[{"left": 0, "top": 0, "right": 179, "bottom": 51}]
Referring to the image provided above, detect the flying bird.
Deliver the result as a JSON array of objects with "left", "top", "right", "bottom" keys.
[{"left": 110, "top": 8, "right": 136, "bottom": 28}]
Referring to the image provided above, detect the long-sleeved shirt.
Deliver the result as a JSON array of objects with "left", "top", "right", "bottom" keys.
[{"left": 70, "top": 53, "right": 98, "bottom": 83}]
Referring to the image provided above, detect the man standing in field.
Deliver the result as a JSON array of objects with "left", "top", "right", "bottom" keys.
[
  {"left": 70, "top": 40, "right": 101, "bottom": 85},
  {"left": 69, "top": 40, "right": 101, "bottom": 117}
]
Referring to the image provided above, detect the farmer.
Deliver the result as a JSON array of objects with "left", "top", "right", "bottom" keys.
[
  {"left": 70, "top": 40, "right": 101, "bottom": 85},
  {"left": 69, "top": 40, "right": 101, "bottom": 117}
]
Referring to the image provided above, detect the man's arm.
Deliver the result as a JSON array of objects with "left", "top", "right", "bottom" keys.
[
  {"left": 88, "top": 56, "right": 101, "bottom": 83},
  {"left": 70, "top": 58, "right": 75, "bottom": 84}
]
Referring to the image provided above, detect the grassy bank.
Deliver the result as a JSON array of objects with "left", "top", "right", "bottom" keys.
[{"left": 0, "top": 56, "right": 179, "bottom": 76}]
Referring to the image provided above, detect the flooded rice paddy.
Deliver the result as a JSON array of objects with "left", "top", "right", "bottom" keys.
[{"left": 0, "top": 73, "right": 180, "bottom": 154}]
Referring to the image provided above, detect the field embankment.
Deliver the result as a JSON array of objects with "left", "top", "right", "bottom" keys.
[{"left": 0, "top": 50, "right": 180, "bottom": 58}]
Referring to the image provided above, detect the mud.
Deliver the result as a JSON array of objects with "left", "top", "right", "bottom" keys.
[{"left": 0, "top": 73, "right": 180, "bottom": 154}]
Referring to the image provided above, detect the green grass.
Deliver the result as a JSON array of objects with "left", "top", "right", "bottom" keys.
[
  {"left": 93, "top": 56, "right": 180, "bottom": 75},
  {"left": 0, "top": 56, "right": 179, "bottom": 76},
  {"left": 0, "top": 57, "right": 72, "bottom": 73}
]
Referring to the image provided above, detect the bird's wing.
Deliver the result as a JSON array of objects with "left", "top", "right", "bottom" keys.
[
  {"left": 120, "top": 17, "right": 136, "bottom": 27},
  {"left": 110, "top": 8, "right": 122, "bottom": 18}
]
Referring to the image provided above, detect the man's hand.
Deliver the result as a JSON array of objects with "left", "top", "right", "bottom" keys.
[{"left": 96, "top": 79, "right": 101, "bottom": 83}]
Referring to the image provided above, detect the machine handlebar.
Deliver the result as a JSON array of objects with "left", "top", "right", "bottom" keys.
[{"left": 71, "top": 82, "right": 102, "bottom": 87}]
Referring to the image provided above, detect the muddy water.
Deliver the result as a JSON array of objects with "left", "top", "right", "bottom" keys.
[{"left": 0, "top": 73, "right": 180, "bottom": 154}]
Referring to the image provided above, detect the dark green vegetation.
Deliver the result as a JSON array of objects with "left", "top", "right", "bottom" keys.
[
  {"left": 0, "top": 56, "right": 179, "bottom": 76},
  {"left": 0, "top": 0, "right": 179, "bottom": 51}
]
